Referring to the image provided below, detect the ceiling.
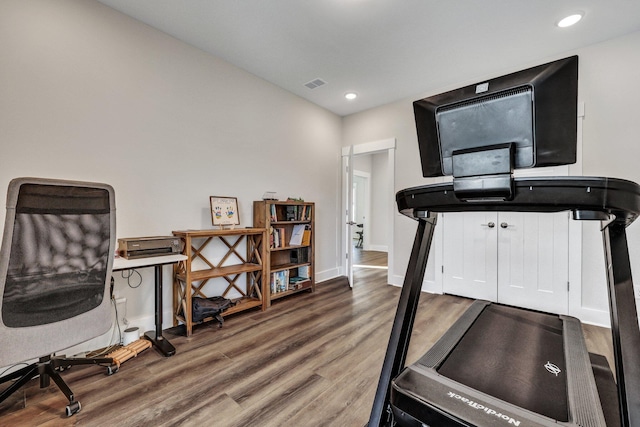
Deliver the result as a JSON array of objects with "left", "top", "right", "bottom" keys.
[{"left": 96, "top": 0, "right": 640, "bottom": 116}]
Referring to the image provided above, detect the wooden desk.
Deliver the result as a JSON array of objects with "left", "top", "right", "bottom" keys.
[{"left": 113, "top": 254, "right": 187, "bottom": 357}]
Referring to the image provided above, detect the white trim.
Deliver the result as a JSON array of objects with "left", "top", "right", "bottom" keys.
[
  {"left": 316, "top": 267, "right": 342, "bottom": 283},
  {"left": 566, "top": 103, "right": 611, "bottom": 326},
  {"left": 366, "top": 244, "right": 388, "bottom": 252},
  {"left": 353, "top": 138, "right": 396, "bottom": 155}
]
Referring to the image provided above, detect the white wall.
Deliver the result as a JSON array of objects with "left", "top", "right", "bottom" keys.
[
  {"left": 0, "top": 0, "right": 342, "bottom": 352},
  {"left": 369, "top": 152, "right": 390, "bottom": 251},
  {"left": 342, "top": 30, "right": 640, "bottom": 326},
  {"left": 575, "top": 31, "right": 640, "bottom": 324}
]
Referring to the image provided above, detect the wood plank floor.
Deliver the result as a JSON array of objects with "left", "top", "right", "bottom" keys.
[{"left": 1, "top": 250, "right": 614, "bottom": 426}]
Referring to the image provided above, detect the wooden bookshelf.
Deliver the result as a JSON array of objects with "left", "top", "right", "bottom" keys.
[
  {"left": 253, "top": 200, "right": 315, "bottom": 306},
  {"left": 171, "top": 228, "right": 267, "bottom": 336}
]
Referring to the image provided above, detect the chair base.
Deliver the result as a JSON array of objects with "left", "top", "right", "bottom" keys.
[{"left": 0, "top": 354, "right": 118, "bottom": 416}]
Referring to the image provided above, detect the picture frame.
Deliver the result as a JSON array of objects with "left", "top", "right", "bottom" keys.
[{"left": 210, "top": 196, "right": 240, "bottom": 228}]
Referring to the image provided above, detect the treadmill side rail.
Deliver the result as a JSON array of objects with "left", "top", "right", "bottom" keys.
[{"left": 561, "top": 314, "right": 608, "bottom": 426}]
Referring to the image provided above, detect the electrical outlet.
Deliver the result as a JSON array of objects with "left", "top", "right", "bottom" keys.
[{"left": 115, "top": 297, "right": 127, "bottom": 327}]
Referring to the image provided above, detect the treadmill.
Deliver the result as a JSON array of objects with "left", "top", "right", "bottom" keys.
[{"left": 368, "top": 57, "right": 640, "bottom": 427}]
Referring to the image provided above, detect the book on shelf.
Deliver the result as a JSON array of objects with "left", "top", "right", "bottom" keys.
[
  {"left": 270, "top": 227, "right": 286, "bottom": 249},
  {"left": 296, "top": 205, "right": 312, "bottom": 221},
  {"left": 290, "top": 247, "right": 309, "bottom": 264},
  {"left": 301, "top": 226, "right": 311, "bottom": 246},
  {"left": 271, "top": 270, "right": 290, "bottom": 293},
  {"left": 298, "top": 265, "right": 310, "bottom": 279},
  {"left": 285, "top": 205, "right": 297, "bottom": 221},
  {"left": 289, "top": 224, "right": 305, "bottom": 246}
]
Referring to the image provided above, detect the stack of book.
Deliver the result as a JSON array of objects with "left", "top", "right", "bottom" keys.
[
  {"left": 271, "top": 270, "right": 289, "bottom": 293},
  {"left": 270, "top": 227, "right": 286, "bottom": 249},
  {"left": 284, "top": 205, "right": 312, "bottom": 221},
  {"left": 270, "top": 267, "right": 311, "bottom": 294}
]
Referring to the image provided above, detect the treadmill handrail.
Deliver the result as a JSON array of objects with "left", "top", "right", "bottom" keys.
[{"left": 396, "top": 176, "right": 640, "bottom": 226}]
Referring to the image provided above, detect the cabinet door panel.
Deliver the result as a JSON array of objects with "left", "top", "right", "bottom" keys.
[
  {"left": 497, "top": 211, "right": 569, "bottom": 314},
  {"left": 442, "top": 212, "right": 498, "bottom": 301}
]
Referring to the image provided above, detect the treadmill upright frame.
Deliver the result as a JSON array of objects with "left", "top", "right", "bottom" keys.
[{"left": 368, "top": 176, "right": 640, "bottom": 427}]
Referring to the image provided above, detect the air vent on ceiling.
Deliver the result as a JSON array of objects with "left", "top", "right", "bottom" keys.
[{"left": 304, "top": 78, "right": 327, "bottom": 89}]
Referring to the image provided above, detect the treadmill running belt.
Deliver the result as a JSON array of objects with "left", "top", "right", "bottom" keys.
[{"left": 437, "top": 304, "right": 568, "bottom": 421}]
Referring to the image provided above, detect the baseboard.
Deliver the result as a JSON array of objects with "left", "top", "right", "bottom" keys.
[
  {"left": 390, "top": 274, "right": 404, "bottom": 287},
  {"left": 569, "top": 305, "right": 611, "bottom": 328},
  {"left": 364, "top": 244, "right": 388, "bottom": 252},
  {"left": 316, "top": 267, "right": 341, "bottom": 283}
]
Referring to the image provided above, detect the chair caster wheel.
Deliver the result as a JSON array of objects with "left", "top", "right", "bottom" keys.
[
  {"left": 106, "top": 364, "right": 119, "bottom": 376},
  {"left": 66, "top": 400, "right": 81, "bottom": 416}
]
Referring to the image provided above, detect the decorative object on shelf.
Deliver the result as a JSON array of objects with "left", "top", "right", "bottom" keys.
[
  {"left": 287, "top": 197, "right": 304, "bottom": 202},
  {"left": 210, "top": 196, "right": 240, "bottom": 229},
  {"left": 262, "top": 191, "right": 278, "bottom": 200}
]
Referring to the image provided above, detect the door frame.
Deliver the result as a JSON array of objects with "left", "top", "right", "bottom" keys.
[{"left": 341, "top": 138, "right": 396, "bottom": 287}]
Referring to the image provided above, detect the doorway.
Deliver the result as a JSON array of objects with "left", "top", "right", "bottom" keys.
[
  {"left": 352, "top": 167, "right": 387, "bottom": 279},
  {"left": 342, "top": 138, "right": 395, "bottom": 287}
]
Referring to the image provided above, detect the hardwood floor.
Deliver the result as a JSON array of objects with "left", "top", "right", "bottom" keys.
[
  {"left": 353, "top": 249, "right": 387, "bottom": 267},
  {"left": 0, "top": 251, "right": 615, "bottom": 426}
]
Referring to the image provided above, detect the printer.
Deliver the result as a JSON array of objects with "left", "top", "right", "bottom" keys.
[{"left": 118, "top": 236, "right": 182, "bottom": 259}]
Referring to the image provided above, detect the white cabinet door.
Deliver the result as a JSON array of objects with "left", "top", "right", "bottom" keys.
[
  {"left": 442, "top": 212, "right": 498, "bottom": 301},
  {"left": 442, "top": 211, "right": 569, "bottom": 314},
  {"left": 497, "top": 211, "right": 569, "bottom": 314}
]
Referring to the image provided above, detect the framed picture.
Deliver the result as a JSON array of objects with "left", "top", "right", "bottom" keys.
[{"left": 210, "top": 196, "right": 240, "bottom": 227}]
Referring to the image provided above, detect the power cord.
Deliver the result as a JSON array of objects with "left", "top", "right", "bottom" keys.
[
  {"left": 0, "top": 362, "right": 29, "bottom": 378},
  {"left": 120, "top": 268, "right": 142, "bottom": 289},
  {"left": 112, "top": 295, "right": 123, "bottom": 346}
]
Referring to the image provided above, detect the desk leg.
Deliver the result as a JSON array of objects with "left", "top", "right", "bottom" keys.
[{"left": 143, "top": 265, "right": 176, "bottom": 357}]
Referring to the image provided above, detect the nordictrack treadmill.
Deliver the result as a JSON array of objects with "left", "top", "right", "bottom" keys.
[{"left": 368, "top": 56, "right": 640, "bottom": 427}]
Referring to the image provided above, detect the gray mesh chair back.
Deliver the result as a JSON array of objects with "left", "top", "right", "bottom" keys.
[{"left": 0, "top": 177, "right": 116, "bottom": 416}]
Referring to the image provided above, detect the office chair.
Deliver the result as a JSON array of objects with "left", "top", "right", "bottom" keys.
[{"left": 0, "top": 177, "right": 118, "bottom": 416}]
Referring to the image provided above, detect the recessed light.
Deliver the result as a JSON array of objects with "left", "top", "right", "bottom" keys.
[
  {"left": 345, "top": 92, "right": 357, "bottom": 100},
  {"left": 557, "top": 13, "right": 583, "bottom": 28}
]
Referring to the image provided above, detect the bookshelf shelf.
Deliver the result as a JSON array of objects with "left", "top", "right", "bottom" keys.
[
  {"left": 270, "top": 262, "right": 312, "bottom": 273},
  {"left": 253, "top": 200, "right": 315, "bottom": 306},
  {"left": 271, "top": 244, "right": 309, "bottom": 252}
]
